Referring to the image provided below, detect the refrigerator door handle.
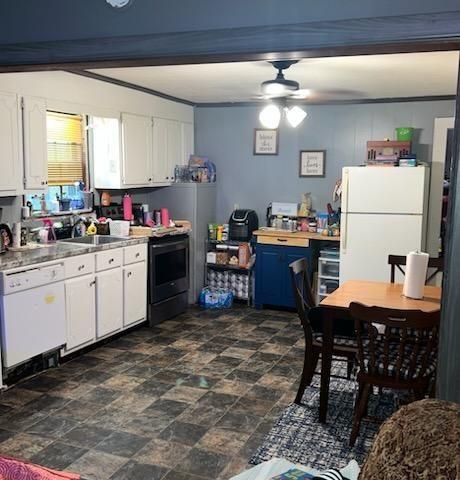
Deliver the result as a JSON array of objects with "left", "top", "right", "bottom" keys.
[
  {"left": 341, "top": 213, "right": 348, "bottom": 254},
  {"left": 342, "top": 168, "right": 349, "bottom": 213}
]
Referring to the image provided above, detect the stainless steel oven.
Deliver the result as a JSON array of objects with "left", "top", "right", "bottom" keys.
[{"left": 148, "top": 235, "right": 189, "bottom": 324}]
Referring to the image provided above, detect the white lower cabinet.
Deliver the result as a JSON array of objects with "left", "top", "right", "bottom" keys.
[
  {"left": 96, "top": 267, "right": 123, "bottom": 338},
  {"left": 65, "top": 274, "right": 96, "bottom": 350},
  {"left": 123, "top": 262, "right": 147, "bottom": 327},
  {"left": 63, "top": 244, "right": 148, "bottom": 355}
]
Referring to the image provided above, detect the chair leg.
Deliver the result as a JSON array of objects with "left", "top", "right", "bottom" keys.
[
  {"left": 294, "top": 350, "right": 319, "bottom": 405},
  {"left": 350, "top": 383, "right": 371, "bottom": 447}
]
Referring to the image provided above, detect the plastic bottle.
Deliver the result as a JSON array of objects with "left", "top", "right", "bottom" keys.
[{"left": 123, "top": 193, "right": 133, "bottom": 221}]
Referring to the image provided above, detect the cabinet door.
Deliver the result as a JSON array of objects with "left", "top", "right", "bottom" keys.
[
  {"left": 123, "top": 262, "right": 147, "bottom": 327},
  {"left": 181, "top": 122, "right": 194, "bottom": 166},
  {"left": 121, "top": 113, "right": 152, "bottom": 186},
  {"left": 0, "top": 92, "right": 22, "bottom": 194},
  {"left": 65, "top": 274, "right": 96, "bottom": 350},
  {"left": 166, "top": 119, "right": 181, "bottom": 180},
  {"left": 255, "top": 246, "right": 283, "bottom": 306},
  {"left": 152, "top": 117, "right": 169, "bottom": 183},
  {"left": 96, "top": 268, "right": 123, "bottom": 338},
  {"left": 23, "top": 96, "right": 48, "bottom": 190}
]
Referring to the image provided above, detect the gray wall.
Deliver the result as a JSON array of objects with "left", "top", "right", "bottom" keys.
[{"left": 195, "top": 100, "right": 456, "bottom": 224}]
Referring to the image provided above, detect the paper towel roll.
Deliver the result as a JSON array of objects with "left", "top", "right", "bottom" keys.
[{"left": 403, "top": 251, "right": 429, "bottom": 299}]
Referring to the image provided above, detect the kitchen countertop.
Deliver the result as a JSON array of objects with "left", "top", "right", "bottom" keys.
[
  {"left": 253, "top": 228, "right": 340, "bottom": 242},
  {"left": 0, "top": 236, "right": 149, "bottom": 272}
]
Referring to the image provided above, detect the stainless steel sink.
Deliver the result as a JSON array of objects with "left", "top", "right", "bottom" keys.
[{"left": 60, "top": 235, "right": 129, "bottom": 246}]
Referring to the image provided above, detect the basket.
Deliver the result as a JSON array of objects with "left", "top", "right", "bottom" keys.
[
  {"left": 109, "top": 220, "right": 130, "bottom": 237},
  {"left": 396, "top": 127, "right": 414, "bottom": 141}
]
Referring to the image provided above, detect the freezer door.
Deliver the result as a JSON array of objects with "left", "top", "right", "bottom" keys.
[
  {"left": 342, "top": 166, "right": 427, "bottom": 214},
  {"left": 340, "top": 213, "right": 424, "bottom": 284}
]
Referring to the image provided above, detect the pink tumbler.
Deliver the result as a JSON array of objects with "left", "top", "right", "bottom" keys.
[
  {"left": 123, "top": 193, "right": 133, "bottom": 221},
  {"left": 161, "top": 208, "right": 170, "bottom": 227}
]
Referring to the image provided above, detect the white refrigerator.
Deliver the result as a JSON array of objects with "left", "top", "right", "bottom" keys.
[{"left": 340, "top": 166, "right": 429, "bottom": 284}]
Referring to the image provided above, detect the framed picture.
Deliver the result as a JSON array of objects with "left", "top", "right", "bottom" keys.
[
  {"left": 299, "top": 150, "right": 326, "bottom": 177},
  {"left": 254, "top": 129, "right": 279, "bottom": 155}
]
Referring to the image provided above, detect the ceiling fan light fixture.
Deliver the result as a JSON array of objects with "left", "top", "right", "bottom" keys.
[
  {"left": 286, "top": 106, "right": 307, "bottom": 128},
  {"left": 259, "top": 104, "right": 281, "bottom": 129}
]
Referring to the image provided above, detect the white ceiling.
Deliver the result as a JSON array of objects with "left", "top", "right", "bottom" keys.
[{"left": 89, "top": 51, "right": 459, "bottom": 104}]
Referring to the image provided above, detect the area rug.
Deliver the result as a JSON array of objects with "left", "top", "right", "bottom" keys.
[{"left": 250, "top": 362, "right": 402, "bottom": 471}]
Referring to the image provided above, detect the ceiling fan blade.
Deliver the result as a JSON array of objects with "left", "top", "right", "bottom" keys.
[{"left": 289, "top": 89, "right": 311, "bottom": 99}]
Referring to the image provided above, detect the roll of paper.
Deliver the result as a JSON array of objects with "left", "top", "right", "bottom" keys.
[
  {"left": 403, "top": 251, "right": 429, "bottom": 299},
  {"left": 12, "top": 222, "right": 21, "bottom": 248}
]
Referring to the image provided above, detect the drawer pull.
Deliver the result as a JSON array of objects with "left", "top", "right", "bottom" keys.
[
  {"left": 127, "top": 271, "right": 132, "bottom": 277},
  {"left": 78, "top": 265, "right": 85, "bottom": 271},
  {"left": 135, "top": 253, "right": 140, "bottom": 258},
  {"left": 109, "top": 258, "right": 114, "bottom": 264},
  {"left": 89, "top": 280, "right": 96, "bottom": 287},
  {"left": 277, "top": 238, "right": 288, "bottom": 242}
]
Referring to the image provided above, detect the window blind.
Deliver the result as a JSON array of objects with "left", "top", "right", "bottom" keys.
[{"left": 47, "top": 111, "right": 86, "bottom": 186}]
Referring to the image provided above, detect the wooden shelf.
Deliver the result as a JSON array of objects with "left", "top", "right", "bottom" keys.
[{"left": 206, "top": 263, "right": 250, "bottom": 272}]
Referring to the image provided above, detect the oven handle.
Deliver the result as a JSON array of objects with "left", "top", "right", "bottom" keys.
[{"left": 150, "top": 240, "right": 188, "bottom": 249}]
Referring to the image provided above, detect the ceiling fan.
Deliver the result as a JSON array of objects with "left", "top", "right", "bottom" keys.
[
  {"left": 254, "top": 60, "right": 361, "bottom": 102},
  {"left": 255, "top": 60, "right": 360, "bottom": 128}
]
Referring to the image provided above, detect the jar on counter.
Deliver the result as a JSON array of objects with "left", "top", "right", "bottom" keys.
[
  {"left": 222, "top": 224, "right": 229, "bottom": 241},
  {"left": 308, "top": 222, "right": 317, "bottom": 233}
]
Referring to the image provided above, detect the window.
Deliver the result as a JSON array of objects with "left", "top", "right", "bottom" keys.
[{"left": 27, "top": 111, "right": 89, "bottom": 213}]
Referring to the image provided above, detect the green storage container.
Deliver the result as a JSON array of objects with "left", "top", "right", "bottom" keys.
[{"left": 396, "top": 127, "right": 414, "bottom": 141}]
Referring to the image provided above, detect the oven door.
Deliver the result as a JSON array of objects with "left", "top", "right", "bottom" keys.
[{"left": 149, "top": 238, "right": 189, "bottom": 303}]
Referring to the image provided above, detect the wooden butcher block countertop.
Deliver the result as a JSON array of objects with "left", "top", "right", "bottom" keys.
[{"left": 254, "top": 228, "right": 340, "bottom": 247}]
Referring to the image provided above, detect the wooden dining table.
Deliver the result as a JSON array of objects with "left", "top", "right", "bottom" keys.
[{"left": 317, "top": 279, "right": 442, "bottom": 423}]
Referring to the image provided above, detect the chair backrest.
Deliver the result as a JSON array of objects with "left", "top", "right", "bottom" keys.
[
  {"left": 388, "top": 254, "right": 444, "bottom": 284},
  {"left": 289, "top": 258, "right": 316, "bottom": 342},
  {"left": 349, "top": 302, "right": 440, "bottom": 381}
]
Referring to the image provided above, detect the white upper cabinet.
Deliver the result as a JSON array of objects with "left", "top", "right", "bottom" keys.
[
  {"left": 152, "top": 117, "right": 170, "bottom": 184},
  {"left": 23, "top": 96, "right": 48, "bottom": 190},
  {"left": 166, "top": 119, "right": 181, "bottom": 180},
  {"left": 121, "top": 113, "right": 153, "bottom": 186},
  {"left": 92, "top": 111, "right": 194, "bottom": 189},
  {"left": 181, "top": 122, "right": 194, "bottom": 166},
  {"left": 92, "top": 116, "right": 123, "bottom": 190},
  {"left": 0, "top": 92, "right": 22, "bottom": 196},
  {"left": 152, "top": 117, "right": 183, "bottom": 184}
]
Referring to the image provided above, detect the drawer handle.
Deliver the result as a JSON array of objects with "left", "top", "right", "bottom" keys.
[
  {"left": 78, "top": 265, "right": 85, "bottom": 271},
  {"left": 89, "top": 280, "right": 96, "bottom": 287},
  {"left": 276, "top": 238, "right": 288, "bottom": 242},
  {"left": 127, "top": 271, "right": 132, "bottom": 277},
  {"left": 135, "top": 253, "right": 140, "bottom": 258},
  {"left": 109, "top": 258, "right": 114, "bottom": 264}
]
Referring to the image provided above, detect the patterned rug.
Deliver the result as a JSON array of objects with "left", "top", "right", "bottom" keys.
[{"left": 250, "top": 362, "right": 401, "bottom": 471}]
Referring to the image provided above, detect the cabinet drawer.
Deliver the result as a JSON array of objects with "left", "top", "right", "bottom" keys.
[
  {"left": 95, "top": 248, "right": 123, "bottom": 272},
  {"left": 124, "top": 243, "right": 147, "bottom": 265},
  {"left": 65, "top": 254, "right": 95, "bottom": 279},
  {"left": 258, "top": 235, "right": 309, "bottom": 248}
]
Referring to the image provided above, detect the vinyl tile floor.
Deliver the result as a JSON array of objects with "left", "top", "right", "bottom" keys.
[{"left": 0, "top": 306, "right": 304, "bottom": 480}]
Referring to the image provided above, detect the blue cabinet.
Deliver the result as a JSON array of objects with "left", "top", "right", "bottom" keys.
[{"left": 254, "top": 243, "right": 312, "bottom": 309}]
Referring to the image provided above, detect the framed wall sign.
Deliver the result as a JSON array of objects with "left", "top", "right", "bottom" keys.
[
  {"left": 254, "top": 129, "right": 279, "bottom": 155},
  {"left": 299, "top": 150, "right": 326, "bottom": 177}
]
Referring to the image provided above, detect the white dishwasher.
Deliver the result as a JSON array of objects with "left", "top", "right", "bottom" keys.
[{"left": 0, "top": 262, "right": 66, "bottom": 369}]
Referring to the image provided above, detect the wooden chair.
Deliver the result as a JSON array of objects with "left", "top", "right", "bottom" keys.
[
  {"left": 388, "top": 254, "right": 443, "bottom": 283},
  {"left": 348, "top": 302, "right": 440, "bottom": 446},
  {"left": 289, "top": 258, "right": 357, "bottom": 405}
]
